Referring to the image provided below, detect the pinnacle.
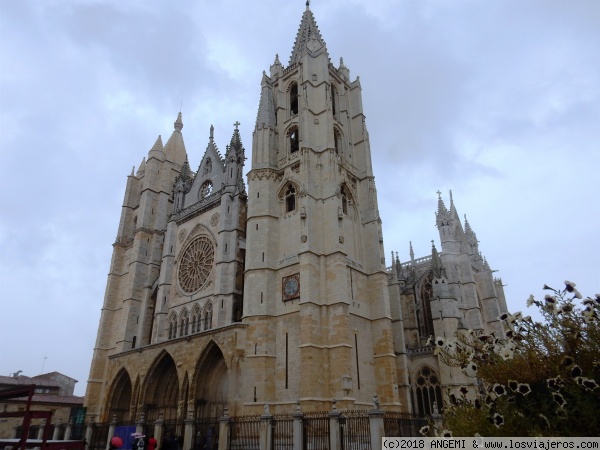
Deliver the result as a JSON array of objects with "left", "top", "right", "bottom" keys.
[{"left": 289, "top": 5, "right": 327, "bottom": 65}]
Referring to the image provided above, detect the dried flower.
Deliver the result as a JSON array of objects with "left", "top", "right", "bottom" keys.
[
  {"left": 552, "top": 392, "right": 566, "bottom": 408},
  {"left": 419, "top": 425, "right": 429, "bottom": 436},
  {"left": 546, "top": 376, "right": 563, "bottom": 391},
  {"left": 564, "top": 280, "right": 576, "bottom": 292},
  {"left": 463, "top": 362, "right": 478, "bottom": 377},
  {"left": 442, "top": 430, "right": 453, "bottom": 437},
  {"left": 508, "top": 380, "right": 519, "bottom": 391},
  {"left": 571, "top": 365, "right": 583, "bottom": 377},
  {"left": 435, "top": 337, "right": 445, "bottom": 347},
  {"left": 492, "top": 413, "right": 504, "bottom": 428},
  {"left": 492, "top": 384, "right": 506, "bottom": 396},
  {"left": 527, "top": 295, "right": 535, "bottom": 307},
  {"left": 459, "top": 386, "right": 468, "bottom": 395},
  {"left": 517, "top": 383, "right": 531, "bottom": 396},
  {"left": 545, "top": 294, "right": 557, "bottom": 303}
]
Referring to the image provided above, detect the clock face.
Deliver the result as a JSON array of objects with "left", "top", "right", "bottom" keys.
[{"left": 282, "top": 274, "right": 300, "bottom": 301}]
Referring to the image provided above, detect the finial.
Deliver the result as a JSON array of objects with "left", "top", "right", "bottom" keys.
[
  {"left": 449, "top": 189, "right": 454, "bottom": 205},
  {"left": 339, "top": 57, "right": 345, "bottom": 67},
  {"left": 409, "top": 241, "right": 415, "bottom": 261},
  {"left": 431, "top": 239, "right": 435, "bottom": 248},
  {"left": 306, "top": 0, "right": 310, "bottom": 10},
  {"left": 174, "top": 112, "right": 183, "bottom": 132},
  {"left": 274, "top": 53, "right": 281, "bottom": 65},
  {"left": 234, "top": 121, "right": 240, "bottom": 130},
  {"left": 436, "top": 190, "right": 442, "bottom": 199},
  {"left": 209, "top": 124, "right": 214, "bottom": 141}
]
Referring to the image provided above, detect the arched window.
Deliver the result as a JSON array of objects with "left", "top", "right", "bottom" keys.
[
  {"left": 413, "top": 366, "right": 443, "bottom": 416},
  {"left": 331, "top": 84, "right": 337, "bottom": 116},
  {"left": 289, "top": 127, "right": 299, "bottom": 153},
  {"left": 168, "top": 314, "right": 177, "bottom": 339},
  {"left": 341, "top": 186, "right": 348, "bottom": 215},
  {"left": 203, "top": 303, "right": 213, "bottom": 330},
  {"left": 334, "top": 129, "right": 340, "bottom": 154},
  {"left": 184, "top": 316, "right": 189, "bottom": 336},
  {"left": 290, "top": 83, "right": 298, "bottom": 116},
  {"left": 285, "top": 184, "right": 296, "bottom": 213},
  {"left": 191, "top": 306, "right": 200, "bottom": 333}
]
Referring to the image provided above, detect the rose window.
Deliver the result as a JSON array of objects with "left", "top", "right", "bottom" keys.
[
  {"left": 200, "top": 181, "right": 213, "bottom": 198},
  {"left": 178, "top": 236, "right": 214, "bottom": 293}
]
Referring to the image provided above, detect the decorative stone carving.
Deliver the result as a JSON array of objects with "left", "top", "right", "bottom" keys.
[
  {"left": 178, "top": 229, "right": 187, "bottom": 243},
  {"left": 210, "top": 213, "right": 220, "bottom": 227}
]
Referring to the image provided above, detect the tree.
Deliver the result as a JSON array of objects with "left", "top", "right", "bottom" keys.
[{"left": 430, "top": 281, "right": 599, "bottom": 437}]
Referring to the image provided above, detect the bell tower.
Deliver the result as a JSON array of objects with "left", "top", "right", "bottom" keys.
[{"left": 243, "top": 3, "right": 402, "bottom": 411}]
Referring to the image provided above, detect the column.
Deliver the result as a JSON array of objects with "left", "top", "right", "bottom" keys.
[
  {"left": 259, "top": 404, "right": 272, "bottom": 450},
  {"left": 85, "top": 417, "right": 95, "bottom": 450},
  {"left": 292, "top": 401, "right": 303, "bottom": 450},
  {"left": 135, "top": 414, "right": 145, "bottom": 435},
  {"left": 217, "top": 408, "right": 229, "bottom": 450},
  {"left": 106, "top": 416, "right": 117, "bottom": 450},
  {"left": 329, "top": 402, "right": 341, "bottom": 450},
  {"left": 154, "top": 413, "right": 164, "bottom": 450},
  {"left": 65, "top": 418, "right": 73, "bottom": 440},
  {"left": 369, "top": 409, "right": 385, "bottom": 449},
  {"left": 53, "top": 419, "right": 63, "bottom": 441}
]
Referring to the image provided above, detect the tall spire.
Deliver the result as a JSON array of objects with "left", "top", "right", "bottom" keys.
[
  {"left": 289, "top": 4, "right": 327, "bottom": 65},
  {"left": 163, "top": 113, "right": 187, "bottom": 166},
  {"left": 256, "top": 72, "right": 276, "bottom": 129}
]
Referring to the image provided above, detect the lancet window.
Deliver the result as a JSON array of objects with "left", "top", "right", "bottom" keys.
[
  {"left": 289, "top": 127, "right": 299, "bottom": 153},
  {"left": 285, "top": 184, "right": 296, "bottom": 213},
  {"left": 203, "top": 303, "right": 213, "bottom": 331},
  {"left": 290, "top": 82, "right": 298, "bottom": 116}
]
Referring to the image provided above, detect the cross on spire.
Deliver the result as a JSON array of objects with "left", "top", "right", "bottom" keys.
[
  {"left": 234, "top": 121, "right": 240, "bottom": 130},
  {"left": 436, "top": 190, "right": 442, "bottom": 199}
]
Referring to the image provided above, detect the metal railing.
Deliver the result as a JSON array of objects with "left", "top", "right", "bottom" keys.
[
  {"left": 271, "top": 414, "right": 293, "bottom": 450},
  {"left": 383, "top": 413, "right": 427, "bottom": 437},
  {"left": 302, "top": 412, "right": 329, "bottom": 450},
  {"left": 339, "top": 411, "right": 371, "bottom": 450},
  {"left": 228, "top": 415, "right": 261, "bottom": 450}
]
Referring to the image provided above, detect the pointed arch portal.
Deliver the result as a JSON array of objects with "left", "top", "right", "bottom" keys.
[
  {"left": 193, "top": 343, "right": 229, "bottom": 418},
  {"left": 106, "top": 369, "right": 132, "bottom": 422},
  {"left": 144, "top": 352, "right": 180, "bottom": 421}
]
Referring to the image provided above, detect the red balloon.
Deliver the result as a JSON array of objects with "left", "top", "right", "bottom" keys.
[{"left": 111, "top": 437, "right": 124, "bottom": 448}]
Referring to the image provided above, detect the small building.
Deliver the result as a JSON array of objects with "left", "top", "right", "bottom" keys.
[{"left": 0, "top": 372, "right": 84, "bottom": 439}]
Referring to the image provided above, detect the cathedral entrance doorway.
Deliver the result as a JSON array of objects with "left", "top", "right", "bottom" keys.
[
  {"left": 106, "top": 369, "right": 132, "bottom": 422},
  {"left": 193, "top": 342, "right": 228, "bottom": 419},
  {"left": 144, "top": 352, "right": 180, "bottom": 421}
]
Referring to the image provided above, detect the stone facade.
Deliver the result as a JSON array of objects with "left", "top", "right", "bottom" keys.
[{"left": 84, "top": 5, "right": 507, "bottom": 421}]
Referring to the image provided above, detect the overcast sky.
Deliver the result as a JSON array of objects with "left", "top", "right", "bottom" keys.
[{"left": 0, "top": 0, "right": 598, "bottom": 397}]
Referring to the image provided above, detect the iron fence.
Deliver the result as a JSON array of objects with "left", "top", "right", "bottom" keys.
[
  {"left": 302, "top": 412, "right": 329, "bottom": 450},
  {"left": 271, "top": 414, "right": 293, "bottom": 450},
  {"left": 339, "top": 410, "right": 371, "bottom": 450},
  {"left": 192, "top": 418, "right": 220, "bottom": 450},
  {"left": 383, "top": 413, "right": 427, "bottom": 437},
  {"left": 161, "top": 419, "right": 185, "bottom": 446},
  {"left": 228, "top": 415, "right": 260, "bottom": 450},
  {"left": 89, "top": 422, "right": 111, "bottom": 450},
  {"left": 70, "top": 423, "right": 86, "bottom": 440}
]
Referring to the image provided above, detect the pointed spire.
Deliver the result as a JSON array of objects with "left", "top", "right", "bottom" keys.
[
  {"left": 150, "top": 135, "right": 163, "bottom": 153},
  {"left": 179, "top": 158, "right": 191, "bottom": 179},
  {"left": 289, "top": 4, "right": 327, "bottom": 65},
  {"left": 436, "top": 190, "right": 448, "bottom": 215},
  {"left": 163, "top": 113, "right": 187, "bottom": 166},
  {"left": 274, "top": 54, "right": 281, "bottom": 66},
  {"left": 136, "top": 156, "right": 146, "bottom": 177},
  {"left": 409, "top": 241, "right": 415, "bottom": 263},
  {"left": 256, "top": 75, "right": 276, "bottom": 129},
  {"left": 464, "top": 214, "right": 474, "bottom": 235},
  {"left": 431, "top": 240, "right": 444, "bottom": 278},
  {"left": 483, "top": 257, "right": 491, "bottom": 271}
]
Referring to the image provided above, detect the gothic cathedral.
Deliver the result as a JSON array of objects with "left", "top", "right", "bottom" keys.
[{"left": 84, "top": 4, "right": 507, "bottom": 421}]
